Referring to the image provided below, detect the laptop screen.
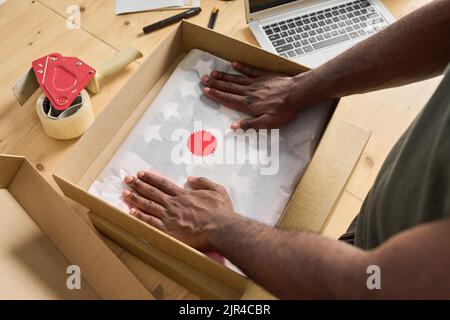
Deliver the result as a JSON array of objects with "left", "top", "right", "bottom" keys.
[{"left": 249, "top": 0, "right": 300, "bottom": 13}]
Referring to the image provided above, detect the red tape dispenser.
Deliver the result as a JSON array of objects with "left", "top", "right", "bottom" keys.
[
  {"left": 32, "top": 53, "right": 95, "bottom": 111},
  {"left": 32, "top": 53, "right": 96, "bottom": 140},
  {"left": 12, "top": 46, "right": 143, "bottom": 140}
]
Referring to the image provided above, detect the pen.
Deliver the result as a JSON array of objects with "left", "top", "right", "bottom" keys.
[
  {"left": 143, "top": 7, "right": 202, "bottom": 34},
  {"left": 208, "top": 7, "right": 219, "bottom": 29}
]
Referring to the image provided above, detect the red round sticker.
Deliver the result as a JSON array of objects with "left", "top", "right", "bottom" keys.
[{"left": 187, "top": 130, "right": 217, "bottom": 157}]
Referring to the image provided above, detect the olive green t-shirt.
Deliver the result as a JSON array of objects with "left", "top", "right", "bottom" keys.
[{"left": 355, "top": 67, "right": 450, "bottom": 249}]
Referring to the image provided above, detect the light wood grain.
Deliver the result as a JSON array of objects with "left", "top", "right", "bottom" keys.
[
  {"left": 39, "top": 0, "right": 247, "bottom": 56},
  {"left": 100, "top": 236, "right": 198, "bottom": 300},
  {"left": 0, "top": 0, "right": 439, "bottom": 299}
]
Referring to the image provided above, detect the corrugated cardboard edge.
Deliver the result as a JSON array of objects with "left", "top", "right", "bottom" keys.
[
  {"left": 89, "top": 212, "right": 243, "bottom": 300},
  {"left": 279, "top": 116, "right": 371, "bottom": 232},
  {"left": 182, "top": 21, "right": 309, "bottom": 76},
  {"left": 1, "top": 155, "right": 154, "bottom": 300},
  {"left": 53, "top": 170, "right": 247, "bottom": 298},
  {"left": 242, "top": 118, "right": 371, "bottom": 299},
  {"left": 0, "top": 154, "right": 24, "bottom": 188}
]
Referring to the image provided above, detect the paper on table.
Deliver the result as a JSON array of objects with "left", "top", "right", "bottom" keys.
[
  {"left": 89, "top": 49, "right": 333, "bottom": 228},
  {"left": 115, "top": 0, "right": 201, "bottom": 15}
]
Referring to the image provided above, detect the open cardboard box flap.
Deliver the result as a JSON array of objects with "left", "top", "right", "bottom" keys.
[
  {"left": 0, "top": 155, "right": 154, "bottom": 299},
  {"left": 53, "top": 21, "right": 370, "bottom": 299}
]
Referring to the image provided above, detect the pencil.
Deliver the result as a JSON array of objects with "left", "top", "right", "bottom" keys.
[{"left": 208, "top": 7, "right": 219, "bottom": 29}]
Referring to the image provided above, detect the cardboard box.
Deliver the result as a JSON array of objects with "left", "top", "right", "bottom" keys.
[
  {"left": 53, "top": 21, "right": 370, "bottom": 299},
  {"left": 0, "top": 154, "right": 154, "bottom": 299}
]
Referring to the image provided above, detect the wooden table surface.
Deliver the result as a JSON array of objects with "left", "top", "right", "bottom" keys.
[{"left": 0, "top": 0, "right": 440, "bottom": 299}]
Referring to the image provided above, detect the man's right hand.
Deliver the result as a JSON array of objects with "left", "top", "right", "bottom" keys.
[{"left": 201, "top": 62, "right": 320, "bottom": 130}]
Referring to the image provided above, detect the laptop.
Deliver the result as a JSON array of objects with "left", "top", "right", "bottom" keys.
[{"left": 245, "top": 0, "right": 395, "bottom": 68}]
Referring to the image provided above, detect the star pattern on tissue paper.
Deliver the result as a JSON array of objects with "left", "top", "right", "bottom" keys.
[
  {"left": 192, "top": 59, "right": 214, "bottom": 77},
  {"left": 162, "top": 102, "right": 181, "bottom": 121},
  {"left": 180, "top": 81, "right": 199, "bottom": 98},
  {"left": 143, "top": 124, "right": 162, "bottom": 143}
]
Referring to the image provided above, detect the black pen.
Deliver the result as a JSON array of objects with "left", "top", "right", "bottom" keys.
[
  {"left": 143, "top": 7, "right": 202, "bottom": 34},
  {"left": 208, "top": 7, "right": 219, "bottom": 29}
]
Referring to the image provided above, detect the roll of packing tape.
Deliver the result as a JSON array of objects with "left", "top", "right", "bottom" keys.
[{"left": 36, "top": 90, "right": 94, "bottom": 140}]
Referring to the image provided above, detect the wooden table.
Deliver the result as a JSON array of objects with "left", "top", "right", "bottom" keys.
[{"left": 0, "top": 0, "right": 440, "bottom": 299}]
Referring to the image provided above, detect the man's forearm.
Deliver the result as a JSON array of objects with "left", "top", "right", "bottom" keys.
[
  {"left": 210, "top": 214, "right": 369, "bottom": 299},
  {"left": 300, "top": 0, "right": 450, "bottom": 102},
  {"left": 210, "top": 214, "right": 450, "bottom": 299}
]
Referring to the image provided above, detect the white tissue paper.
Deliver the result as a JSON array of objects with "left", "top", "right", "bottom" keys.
[
  {"left": 115, "top": 0, "right": 201, "bottom": 15},
  {"left": 89, "top": 49, "right": 332, "bottom": 272}
]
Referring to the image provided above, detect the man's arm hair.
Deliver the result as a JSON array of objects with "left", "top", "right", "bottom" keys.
[
  {"left": 305, "top": 0, "right": 450, "bottom": 101},
  {"left": 210, "top": 215, "right": 450, "bottom": 299}
]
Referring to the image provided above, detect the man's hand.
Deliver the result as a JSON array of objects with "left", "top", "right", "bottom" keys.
[
  {"left": 122, "top": 171, "right": 236, "bottom": 251},
  {"left": 202, "top": 62, "right": 318, "bottom": 130}
]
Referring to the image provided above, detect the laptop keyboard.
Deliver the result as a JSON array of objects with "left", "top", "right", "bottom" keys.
[{"left": 262, "top": 0, "right": 389, "bottom": 58}]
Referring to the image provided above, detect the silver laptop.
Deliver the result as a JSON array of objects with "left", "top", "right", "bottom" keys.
[{"left": 246, "top": 0, "right": 395, "bottom": 68}]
